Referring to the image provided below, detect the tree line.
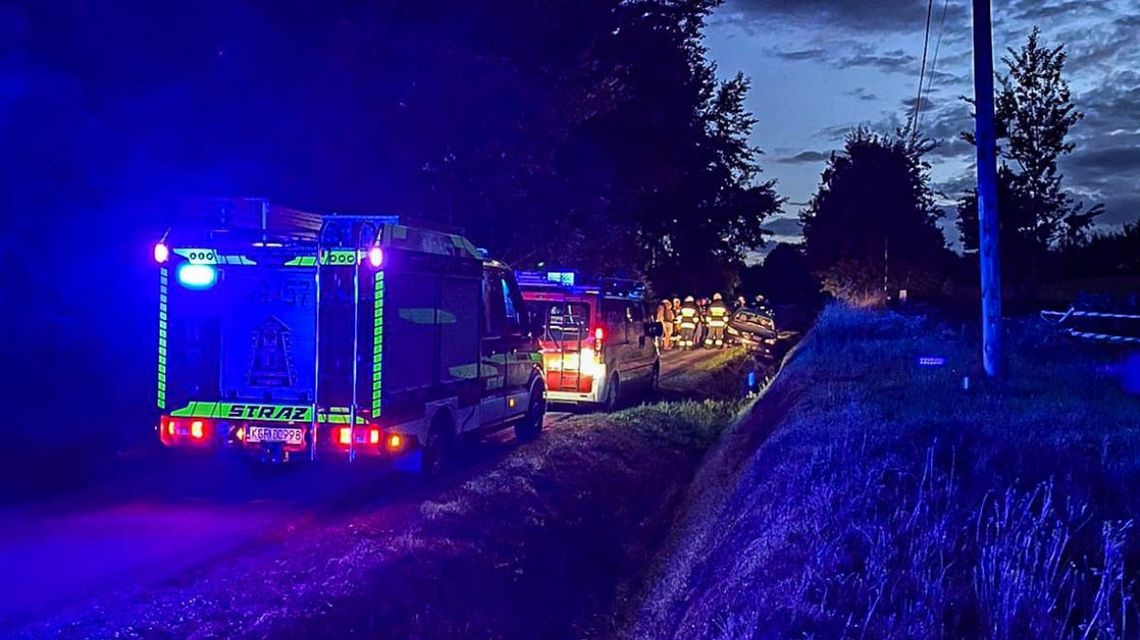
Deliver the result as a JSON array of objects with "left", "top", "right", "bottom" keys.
[{"left": 799, "top": 27, "right": 1135, "bottom": 307}]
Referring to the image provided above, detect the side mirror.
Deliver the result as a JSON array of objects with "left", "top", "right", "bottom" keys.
[{"left": 644, "top": 321, "right": 664, "bottom": 338}]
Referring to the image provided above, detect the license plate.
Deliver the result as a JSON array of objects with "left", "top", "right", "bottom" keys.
[{"left": 246, "top": 426, "right": 304, "bottom": 445}]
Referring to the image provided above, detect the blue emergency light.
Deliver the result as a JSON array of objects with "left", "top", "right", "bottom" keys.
[{"left": 176, "top": 263, "right": 218, "bottom": 290}]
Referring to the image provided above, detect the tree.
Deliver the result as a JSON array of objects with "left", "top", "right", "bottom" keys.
[
  {"left": 801, "top": 128, "right": 945, "bottom": 305},
  {"left": 739, "top": 243, "right": 820, "bottom": 304},
  {"left": 957, "top": 27, "right": 1102, "bottom": 285}
]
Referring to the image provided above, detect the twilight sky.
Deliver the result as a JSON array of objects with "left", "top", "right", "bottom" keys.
[{"left": 704, "top": 0, "right": 1140, "bottom": 249}]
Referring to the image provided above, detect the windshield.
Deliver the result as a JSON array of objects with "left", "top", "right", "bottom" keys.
[
  {"left": 736, "top": 309, "right": 774, "bottom": 328},
  {"left": 528, "top": 301, "right": 591, "bottom": 343}
]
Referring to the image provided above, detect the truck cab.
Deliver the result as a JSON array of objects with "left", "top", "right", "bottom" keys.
[
  {"left": 517, "top": 271, "right": 660, "bottom": 409},
  {"left": 154, "top": 199, "right": 544, "bottom": 474}
]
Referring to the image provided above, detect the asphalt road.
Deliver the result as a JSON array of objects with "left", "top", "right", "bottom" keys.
[{"left": 0, "top": 348, "right": 730, "bottom": 632}]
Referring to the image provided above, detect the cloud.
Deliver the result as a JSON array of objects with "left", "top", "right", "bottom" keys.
[
  {"left": 1065, "top": 144, "right": 1140, "bottom": 176},
  {"left": 838, "top": 49, "right": 918, "bottom": 74},
  {"left": 1007, "top": 0, "right": 1112, "bottom": 21},
  {"left": 772, "top": 48, "right": 827, "bottom": 61},
  {"left": 776, "top": 150, "right": 830, "bottom": 164},
  {"left": 901, "top": 95, "right": 937, "bottom": 113},
  {"left": 761, "top": 216, "right": 804, "bottom": 237},
  {"left": 722, "top": 0, "right": 968, "bottom": 33},
  {"left": 847, "top": 87, "right": 878, "bottom": 101}
]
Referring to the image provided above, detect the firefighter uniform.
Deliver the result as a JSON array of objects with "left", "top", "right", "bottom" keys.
[
  {"left": 672, "top": 297, "right": 683, "bottom": 340},
  {"left": 678, "top": 296, "right": 698, "bottom": 349},
  {"left": 695, "top": 298, "right": 709, "bottom": 348},
  {"left": 657, "top": 300, "right": 675, "bottom": 350},
  {"left": 707, "top": 293, "right": 729, "bottom": 347}
]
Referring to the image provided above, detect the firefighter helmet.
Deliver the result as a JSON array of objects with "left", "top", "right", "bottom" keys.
[
  {"left": 684, "top": 295, "right": 695, "bottom": 303},
  {"left": 712, "top": 292, "right": 723, "bottom": 301}
]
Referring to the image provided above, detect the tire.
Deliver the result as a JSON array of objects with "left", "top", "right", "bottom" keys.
[
  {"left": 420, "top": 412, "right": 454, "bottom": 478},
  {"left": 514, "top": 384, "right": 546, "bottom": 442},
  {"left": 603, "top": 373, "right": 621, "bottom": 412}
]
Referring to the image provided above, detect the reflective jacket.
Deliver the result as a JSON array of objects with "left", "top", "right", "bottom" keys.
[
  {"left": 708, "top": 301, "right": 729, "bottom": 327},
  {"left": 679, "top": 301, "right": 698, "bottom": 328}
]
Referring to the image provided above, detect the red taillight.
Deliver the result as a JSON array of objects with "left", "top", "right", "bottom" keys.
[
  {"left": 369, "top": 428, "right": 380, "bottom": 445},
  {"left": 166, "top": 420, "right": 176, "bottom": 436},
  {"left": 190, "top": 420, "right": 205, "bottom": 439},
  {"left": 338, "top": 427, "right": 352, "bottom": 446}
]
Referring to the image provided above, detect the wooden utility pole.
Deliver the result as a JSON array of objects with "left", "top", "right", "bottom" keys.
[{"left": 972, "top": 0, "right": 1003, "bottom": 377}]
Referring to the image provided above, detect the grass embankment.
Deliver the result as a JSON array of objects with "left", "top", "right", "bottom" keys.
[
  {"left": 269, "top": 353, "right": 751, "bottom": 639},
  {"left": 628, "top": 306, "right": 1140, "bottom": 639}
]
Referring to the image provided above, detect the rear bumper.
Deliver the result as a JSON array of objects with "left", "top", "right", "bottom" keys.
[
  {"left": 157, "top": 417, "right": 413, "bottom": 462},
  {"left": 545, "top": 364, "right": 607, "bottom": 404}
]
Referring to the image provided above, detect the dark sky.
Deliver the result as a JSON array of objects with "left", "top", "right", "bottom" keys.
[{"left": 705, "top": 0, "right": 1140, "bottom": 247}]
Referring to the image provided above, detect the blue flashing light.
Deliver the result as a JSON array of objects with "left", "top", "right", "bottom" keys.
[{"left": 176, "top": 263, "right": 218, "bottom": 290}]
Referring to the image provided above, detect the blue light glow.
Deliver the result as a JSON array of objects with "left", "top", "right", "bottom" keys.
[{"left": 176, "top": 263, "right": 218, "bottom": 289}]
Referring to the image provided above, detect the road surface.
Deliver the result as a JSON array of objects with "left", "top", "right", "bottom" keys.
[{"left": 0, "top": 347, "right": 731, "bottom": 633}]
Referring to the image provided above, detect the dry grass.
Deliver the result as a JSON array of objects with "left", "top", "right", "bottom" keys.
[{"left": 625, "top": 305, "right": 1140, "bottom": 639}]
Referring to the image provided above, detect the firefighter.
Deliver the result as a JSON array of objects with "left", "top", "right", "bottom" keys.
[
  {"left": 754, "top": 293, "right": 773, "bottom": 316},
  {"left": 678, "top": 295, "right": 698, "bottom": 349},
  {"left": 707, "top": 292, "right": 729, "bottom": 347},
  {"left": 672, "top": 297, "right": 683, "bottom": 340},
  {"left": 656, "top": 299, "right": 675, "bottom": 351},
  {"left": 693, "top": 298, "right": 706, "bottom": 348}
]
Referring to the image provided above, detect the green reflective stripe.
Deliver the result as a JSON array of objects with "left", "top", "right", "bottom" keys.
[
  {"left": 157, "top": 267, "right": 168, "bottom": 408},
  {"left": 221, "top": 255, "right": 257, "bottom": 265},
  {"left": 284, "top": 256, "right": 317, "bottom": 267},
  {"left": 372, "top": 272, "right": 385, "bottom": 416}
]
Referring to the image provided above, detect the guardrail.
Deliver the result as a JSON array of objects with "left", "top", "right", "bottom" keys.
[{"left": 1041, "top": 308, "right": 1140, "bottom": 344}]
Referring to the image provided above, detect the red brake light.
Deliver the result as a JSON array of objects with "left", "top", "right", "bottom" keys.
[
  {"left": 166, "top": 420, "right": 176, "bottom": 436},
  {"left": 190, "top": 420, "right": 205, "bottom": 439},
  {"left": 338, "top": 427, "right": 352, "bottom": 446},
  {"left": 369, "top": 428, "right": 380, "bottom": 445}
]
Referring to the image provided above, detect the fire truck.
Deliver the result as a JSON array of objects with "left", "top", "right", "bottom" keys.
[
  {"left": 517, "top": 271, "right": 662, "bottom": 409},
  {"left": 154, "top": 199, "right": 545, "bottom": 474}
]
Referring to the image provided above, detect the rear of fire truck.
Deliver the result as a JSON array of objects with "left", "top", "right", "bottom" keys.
[
  {"left": 517, "top": 271, "right": 608, "bottom": 404},
  {"left": 154, "top": 198, "right": 490, "bottom": 464}
]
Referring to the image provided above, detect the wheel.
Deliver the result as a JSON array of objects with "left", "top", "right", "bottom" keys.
[
  {"left": 603, "top": 373, "right": 621, "bottom": 412},
  {"left": 420, "top": 413, "right": 453, "bottom": 477},
  {"left": 514, "top": 384, "right": 546, "bottom": 442}
]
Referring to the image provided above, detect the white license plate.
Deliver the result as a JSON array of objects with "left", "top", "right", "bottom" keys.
[{"left": 246, "top": 426, "right": 304, "bottom": 445}]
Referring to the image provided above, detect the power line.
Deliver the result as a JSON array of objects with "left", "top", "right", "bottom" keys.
[
  {"left": 918, "top": 0, "right": 952, "bottom": 133},
  {"left": 909, "top": 0, "right": 935, "bottom": 139}
]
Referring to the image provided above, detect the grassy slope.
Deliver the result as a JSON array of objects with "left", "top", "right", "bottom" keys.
[{"left": 627, "top": 306, "right": 1140, "bottom": 639}]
